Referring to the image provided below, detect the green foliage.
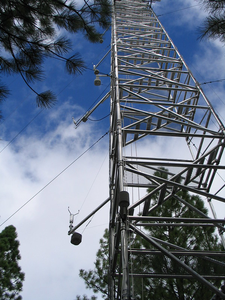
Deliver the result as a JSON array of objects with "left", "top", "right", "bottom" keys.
[
  {"left": 77, "top": 168, "right": 224, "bottom": 300},
  {"left": 0, "top": 0, "right": 111, "bottom": 110},
  {"left": 128, "top": 168, "right": 223, "bottom": 299},
  {"left": 0, "top": 225, "right": 25, "bottom": 300},
  {"left": 199, "top": 0, "right": 225, "bottom": 41},
  {"left": 78, "top": 229, "right": 109, "bottom": 299},
  {"left": 131, "top": 182, "right": 223, "bottom": 299}
]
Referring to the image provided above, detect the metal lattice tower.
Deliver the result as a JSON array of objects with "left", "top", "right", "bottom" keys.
[
  {"left": 109, "top": 0, "right": 225, "bottom": 299},
  {"left": 70, "top": 0, "right": 225, "bottom": 299}
]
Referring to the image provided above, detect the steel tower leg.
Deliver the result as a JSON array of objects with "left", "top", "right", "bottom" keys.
[{"left": 109, "top": 0, "right": 225, "bottom": 299}]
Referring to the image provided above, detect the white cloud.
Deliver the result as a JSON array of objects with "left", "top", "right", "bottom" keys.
[
  {"left": 191, "top": 43, "right": 225, "bottom": 81},
  {"left": 155, "top": 0, "right": 207, "bottom": 27},
  {"left": 0, "top": 104, "right": 109, "bottom": 299}
]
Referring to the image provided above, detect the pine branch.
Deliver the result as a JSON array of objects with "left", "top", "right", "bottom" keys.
[
  {"left": 0, "top": 0, "right": 111, "bottom": 110},
  {"left": 79, "top": 270, "right": 109, "bottom": 296},
  {"left": 0, "top": 84, "right": 10, "bottom": 102},
  {"left": 200, "top": 15, "right": 225, "bottom": 41},
  {"left": 8, "top": 36, "right": 56, "bottom": 108}
]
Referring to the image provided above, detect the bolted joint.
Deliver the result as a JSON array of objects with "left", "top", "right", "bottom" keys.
[
  {"left": 116, "top": 119, "right": 122, "bottom": 128},
  {"left": 117, "top": 160, "right": 124, "bottom": 167}
]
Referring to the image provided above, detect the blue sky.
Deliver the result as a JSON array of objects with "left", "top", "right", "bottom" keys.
[{"left": 1, "top": 1, "right": 225, "bottom": 299}]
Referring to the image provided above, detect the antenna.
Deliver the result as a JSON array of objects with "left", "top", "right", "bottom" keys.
[{"left": 68, "top": 207, "right": 79, "bottom": 232}]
